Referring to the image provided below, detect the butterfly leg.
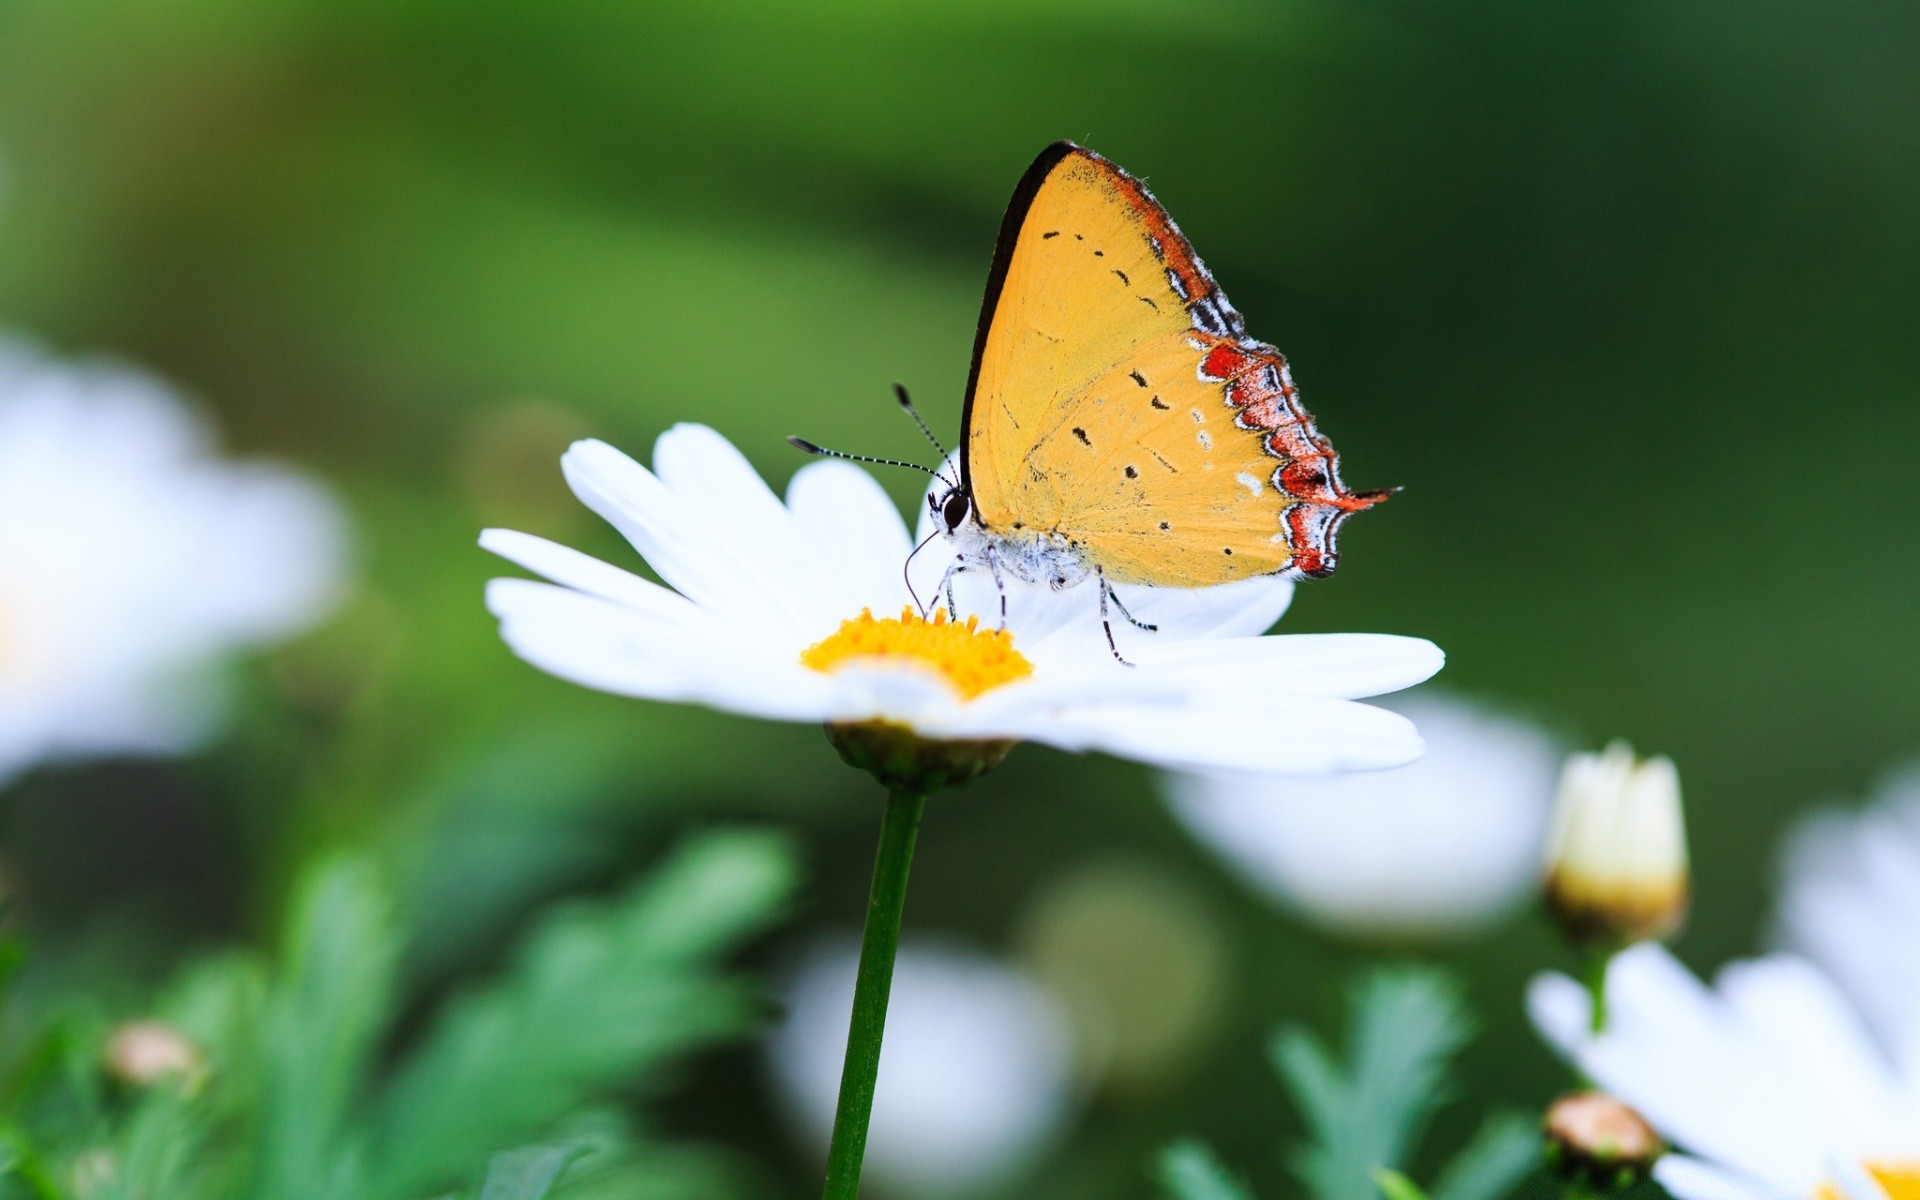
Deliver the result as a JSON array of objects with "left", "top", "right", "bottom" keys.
[
  {"left": 935, "top": 561, "right": 969, "bottom": 621},
  {"left": 983, "top": 542, "right": 1010, "bottom": 629},
  {"left": 1096, "top": 567, "right": 1137, "bottom": 667},
  {"left": 1101, "top": 579, "right": 1158, "bottom": 633}
]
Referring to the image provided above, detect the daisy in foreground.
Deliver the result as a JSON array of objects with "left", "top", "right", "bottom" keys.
[
  {"left": 1530, "top": 944, "right": 1920, "bottom": 1200},
  {"left": 481, "top": 423, "right": 1442, "bottom": 1199}
]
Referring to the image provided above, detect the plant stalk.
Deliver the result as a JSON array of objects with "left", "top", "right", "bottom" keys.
[
  {"left": 820, "top": 785, "right": 929, "bottom": 1200},
  {"left": 1584, "top": 945, "right": 1613, "bottom": 1035}
]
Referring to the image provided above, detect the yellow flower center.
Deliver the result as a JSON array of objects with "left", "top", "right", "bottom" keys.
[
  {"left": 1816, "top": 1162, "right": 1920, "bottom": 1200},
  {"left": 800, "top": 607, "right": 1033, "bottom": 700}
]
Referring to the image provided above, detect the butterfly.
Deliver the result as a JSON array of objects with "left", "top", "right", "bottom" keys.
[{"left": 799, "top": 141, "right": 1389, "bottom": 657}]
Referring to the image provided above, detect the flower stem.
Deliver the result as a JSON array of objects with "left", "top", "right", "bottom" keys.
[
  {"left": 821, "top": 784, "right": 929, "bottom": 1200},
  {"left": 1584, "top": 945, "right": 1613, "bottom": 1035}
]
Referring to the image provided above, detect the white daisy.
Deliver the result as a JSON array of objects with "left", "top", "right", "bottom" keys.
[
  {"left": 481, "top": 424, "right": 1442, "bottom": 775},
  {"left": 1529, "top": 943, "right": 1920, "bottom": 1200},
  {"left": 1162, "top": 691, "right": 1562, "bottom": 937},
  {"left": 1776, "top": 762, "right": 1920, "bottom": 1071},
  {"left": 0, "top": 339, "right": 347, "bottom": 786},
  {"left": 766, "top": 938, "right": 1075, "bottom": 1196}
]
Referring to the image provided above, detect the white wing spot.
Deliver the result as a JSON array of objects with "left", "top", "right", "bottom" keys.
[
  {"left": 1197, "top": 430, "right": 1213, "bottom": 450},
  {"left": 1190, "top": 408, "right": 1205, "bottom": 424},
  {"left": 1236, "top": 471, "right": 1262, "bottom": 497}
]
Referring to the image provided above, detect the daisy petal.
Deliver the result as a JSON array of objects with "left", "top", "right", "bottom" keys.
[
  {"left": 1023, "top": 697, "right": 1423, "bottom": 775},
  {"left": 1131, "top": 633, "right": 1444, "bottom": 700},
  {"left": 1716, "top": 957, "right": 1911, "bottom": 1154},
  {"left": 481, "top": 527, "right": 692, "bottom": 617},
  {"left": 652, "top": 424, "right": 838, "bottom": 632},
  {"left": 486, "top": 578, "right": 833, "bottom": 721},
  {"left": 787, "top": 459, "right": 915, "bottom": 617},
  {"left": 1655, "top": 1156, "right": 1787, "bottom": 1200},
  {"left": 560, "top": 437, "right": 821, "bottom": 642}
]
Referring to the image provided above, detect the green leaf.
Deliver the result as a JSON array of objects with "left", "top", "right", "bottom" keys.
[
  {"left": 1430, "top": 1114, "right": 1541, "bottom": 1200},
  {"left": 252, "top": 854, "right": 401, "bottom": 1200},
  {"left": 1373, "top": 1167, "right": 1430, "bottom": 1200},
  {"left": 1158, "top": 1139, "right": 1257, "bottom": 1200},
  {"left": 476, "top": 1144, "right": 581, "bottom": 1200},
  {"left": 1273, "top": 968, "right": 1472, "bottom": 1200},
  {"left": 365, "top": 831, "right": 796, "bottom": 1200}
]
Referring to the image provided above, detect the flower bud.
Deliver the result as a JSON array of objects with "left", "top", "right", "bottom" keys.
[
  {"left": 103, "top": 1020, "right": 202, "bottom": 1087},
  {"left": 1543, "top": 742, "right": 1688, "bottom": 947},
  {"left": 1544, "top": 1090, "right": 1664, "bottom": 1188}
]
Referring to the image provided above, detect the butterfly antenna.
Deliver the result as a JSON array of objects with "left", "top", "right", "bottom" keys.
[
  {"left": 892, "top": 383, "right": 950, "bottom": 458},
  {"left": 787, "top": 436, "right": 940, "bottom": 478},
  {"left": 892, "top": 384, "right": 959, "bottom": 488}
]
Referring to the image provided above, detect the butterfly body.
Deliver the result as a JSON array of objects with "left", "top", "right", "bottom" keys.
[{"left": 929, "top": 141, "right": 1387, "bottom": 622}]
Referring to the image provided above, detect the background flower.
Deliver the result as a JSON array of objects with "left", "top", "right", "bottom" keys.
[
  {"left": 1164, "top": 691, "right": 1562, "bottom": 938},
  {"left": 0, "top": 339, "right": 347, "bottom": 786},
  {"left": 1530, "top": 943, "right": 1920, "bottom": 1200},
  {"left": 1774, "top": 760, "right": 1920, "bottom": 1068},
  {"left": 766, "top": 938, "right": 1077, "bottom": 1197}
]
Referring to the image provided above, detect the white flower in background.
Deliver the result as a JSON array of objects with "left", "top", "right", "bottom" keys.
[
  {"left": 0, "top": 339, "right": 346, "bottom": 786},
  {"left": 1543, "top": 742, "right": 1690, "bottom": 945},
  {"left": 482, "top": 425, "right": 1442, "bottom": 776},
  {"left": 1776, "top": 761, "right": 1920, "bottom": 1070},
  {"left": 766, "top": 939, "right": 1075, "bottom": 1196},
  {"left": 1530, "top": 943, "right": 1920, "bottom": 1200},
  {"left": 1163, "top": 692, "right": 1561, "bottom": 937}
]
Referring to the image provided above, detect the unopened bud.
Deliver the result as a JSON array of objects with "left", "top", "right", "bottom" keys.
[
  {"left": 1544, "top": 1090, "right": 1663, "bottom": 1188},
  {"left": 1543, "top": 742, "right": 1688, "bottom": 947},
  {"left": 103, "top": 1020, "right": 202, "bottom": 1086}
]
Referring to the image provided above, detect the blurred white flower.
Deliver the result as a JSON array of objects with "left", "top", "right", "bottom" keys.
[
  {"left": 1531, "top": 943, "right": 1920, "bottom": 1200},
  {"left": 1543, "top": 741, "right": 1690, "bottom": 946},
  {"left": 482, "top": 425, "right": 1443, "bottom": 777},
  {"left": 766, "top": 939, "right": 1075, "bottom": 1197},
  {"left": 1163, "top": 692, "right": 1561, "bottom": 938},
  {"left": 0, "top": 339, "right": 347, "bottom": 786},
  {"left": 1776, "top": 761, "right": 1920, "bottom": 1068}
]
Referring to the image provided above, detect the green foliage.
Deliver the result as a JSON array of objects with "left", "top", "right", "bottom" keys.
[
  {"left": 368, "top": 833, "right": 793, "bottom": 1199},
  {"left": 1158, "top": 1139, "right": 1256, "bottom": 1200},
  {"left": 0, "top": 832, "right": 794, "bottom": 1200},
  {"left": 1274, "top": 969, "right": 1471, "bottom": 1200},
  {"left": 1428, "top": 1115, "right": 1542, "bottom": 1200},
  {"left": 473, "top": 1145, "right": 580, "bottom": 1200},
  {"left": 1158, "top": 968, "right": 1539, "bottom": 1200}
]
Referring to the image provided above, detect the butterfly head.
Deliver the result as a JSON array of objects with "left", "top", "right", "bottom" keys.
[{"left": 930, "top": 483, "right": 973, "bottom": 536}]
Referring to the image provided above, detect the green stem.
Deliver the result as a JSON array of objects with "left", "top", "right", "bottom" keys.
[
  {"left": 821, "top": 785, "right": 929, "bottom": 1200},
  {"left": 1584, "top": 946, "right": 1613, "bottom": 1035}
]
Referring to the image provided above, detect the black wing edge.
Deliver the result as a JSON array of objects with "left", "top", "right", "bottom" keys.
[{"left": 957, "top": 139, "right": 1084, "bottom": 517}]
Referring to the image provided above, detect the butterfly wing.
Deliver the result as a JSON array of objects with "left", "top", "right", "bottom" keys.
[{"left": 961, "top": 142, "right": 1386, "bottom": 587}]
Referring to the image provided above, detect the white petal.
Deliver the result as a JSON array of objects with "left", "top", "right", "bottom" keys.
[
  {"left": 652, "top": 424, "right": 839, "bottom": 633},
  {"left": 1129, "top": 633, "right": 1444, "bottom": 700},
  {"left": 485, "top": 578, "right": 835, "bottom": 722},
  {"left": 1715, "top": 957, "right": 1912, "bottom": 1156},
  {"left": 786, "top": 459, "right": 915, "bottom": 616},
  {"left": 560, "top": 437, "right": 822, "bottom": 642},
  {"left": 1162, "top": 692, "right": 1561, "bottom": 938},
  {"left": 481, "top": 527, "right": 693, "bottom": 616},
  {"left": 1527, "top": 946, "right": 1834, "bottom": 1192},
  {"left": 1655, "top": 1156, "right": 1790, "bottom": 1200},
  {"left": 1024, "top": 697, "right": 1424, "bottom": 775}
]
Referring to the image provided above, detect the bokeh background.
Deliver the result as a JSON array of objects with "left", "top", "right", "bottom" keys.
[{"left": 1, "top": 0, "right": 1915, "bottom": 1196}]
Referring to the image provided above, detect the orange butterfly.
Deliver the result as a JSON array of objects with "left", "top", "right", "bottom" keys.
[{"left": 802, "top": 141, "right": 1389, "bottom": 656}]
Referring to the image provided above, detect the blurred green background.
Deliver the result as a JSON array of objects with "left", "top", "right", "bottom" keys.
[{"left": 0, "top": 0, "right": 1916, "bottom": 1195}]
